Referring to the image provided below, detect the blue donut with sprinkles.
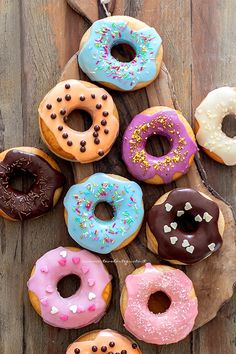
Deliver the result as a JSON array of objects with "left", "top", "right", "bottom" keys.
[
  {"left": 78, "top": 16, "right": 163, "bottom": 91},
  {"left": 64, "top": 173, "right": 144, "bottom": 254}
]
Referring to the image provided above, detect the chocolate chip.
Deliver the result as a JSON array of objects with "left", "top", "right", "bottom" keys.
[
  {"left": 91, "top": 94, "right": 96, "bottom": 99},
  {"left": 57, "top": 97, "right": 62, "bottom": 102},
  {"left": 98, "top": 150, "right": 104, "bottom": 156},
  {"left": 62, "top": 133, "right": 68, "bottom": 139},
  {"left": 101, "top": 346, "right": 107, "bottom": 352},
  {"left": 60, "top": 109, "right": 66, "bottom": 115},
  {"left": 67, "top": 141, "right": 73, "bottom": 146},
  {"left": 80, "top": 95, "right": 85, "bottom": 101},
  {"left": 109, "top": 342, "right": 115, "bottom": 348},
  {"left": 46, "top": 103, "right": 52, "bottom": 109},
  {"left": 104, "top": 128, "right": 109, "bottom": 134},
  {"left": 80, "top": 140, "right": 86, "bottom": 146},
  {"left": 92, "top": 346, "right": 98, "bottom": 352},
  {"left": 63, "top": 116, "right": 68, "bottom": 123},
  {"left": 80, "top": 146, "right": 86, "bottom": 152},
  {"left": 121, "top": 350, "right": 127, "bottom": 354},
  {"left": 58, "top": 125, "right": 63, "bottom": 131},
  {"left": 132, "top": 343, "right": 138, "bottom": 349},
  {"left": 65, "top": 94, "right": 71, "bottom": 101},
  {"left": 94, "top": 125, "right": 100, "bottom": 131},
  {"left": 103, "top": 111, "right": 109, "bottom": 117},
  {"left": 93, "top": 131, "right": 99, "bottom": 137},
  {"left": 94, "top": 138, "right": 100, "bottom": 144},
  {"left": 101, "top": 119, "right": 107, "bottom": 126},
  {"left": 50, "top": 113, "right": 56, "bottom": 119},
  {"left": 102, "top": 94, "right": 107, "bottom": 100},
  {"left": 96, "top": 103, "right": 102, "bottom": 109},
  {"left": 74, "top": 349, "right": 80, "bottom": 354},
  {"left": 65, "top": 83, "right": 70, "bottom": 89}
]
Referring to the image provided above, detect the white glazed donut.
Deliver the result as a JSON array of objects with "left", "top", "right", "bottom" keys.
[{"left": 195, "top": 87, "right": 236, "bottom": 166}]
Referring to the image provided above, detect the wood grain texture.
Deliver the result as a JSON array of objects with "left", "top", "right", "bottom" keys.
[{"left": 0, "top": 0, "right": 235, "bottom": 354}]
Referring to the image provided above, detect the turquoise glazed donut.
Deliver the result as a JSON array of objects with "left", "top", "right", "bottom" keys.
[
  {"left": 64, "top": 173, "right": 144, "bottom": 254},
  {"left": 78, "top": 16, "right": 163, "bottom": 91}
]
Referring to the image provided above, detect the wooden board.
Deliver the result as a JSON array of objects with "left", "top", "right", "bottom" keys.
[{"left": 1, "top": 1, "right": 236, "bottom": 353}]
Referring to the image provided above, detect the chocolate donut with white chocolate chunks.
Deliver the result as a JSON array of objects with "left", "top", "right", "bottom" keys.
[{"left": 146, "top": 188, "right": 224, "bottom": 264}]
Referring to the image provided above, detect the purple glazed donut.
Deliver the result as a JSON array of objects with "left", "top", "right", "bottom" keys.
[{"left": 122, "top": 107, "right": 198, "bottom": 184}]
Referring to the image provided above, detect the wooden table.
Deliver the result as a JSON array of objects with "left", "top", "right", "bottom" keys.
[{"left": 0, "top": 1, "right": 235, "bottom": 353}]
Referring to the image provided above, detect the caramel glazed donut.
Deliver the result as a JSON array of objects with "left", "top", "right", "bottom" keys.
[
  {"left": 0, "top": 147, "right": 65, "bottom": 221},
  {"left": 146, "top": 188, "right": 224, "bottom": 265},
  {"left": 38, "top": 80, "right": 119, "bottom": 162},
  {"left": 66, "top": 329, "right": 142, "bottom": 354}
]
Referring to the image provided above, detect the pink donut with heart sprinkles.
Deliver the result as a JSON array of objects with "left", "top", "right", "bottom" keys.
[{"left": 27, "top": 247, "right": 112, "bottom": 329}]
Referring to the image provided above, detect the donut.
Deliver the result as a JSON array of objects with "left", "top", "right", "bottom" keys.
[
  {"left": 78, "top": 16, "right": 163, "bottom": 91},
  {"left": 66, "top": 329, "right": 142, "bottom": 354},
  {"left": 120, "top": 263, "right": 198, "bottom": 345},
  {"left": 64, "top": 173, "right": 144, "bottom": 254},
  {"left": 146, "top": 188, "right": 224, "bottom": 265},
  {"left": 0, "top": 147, "right": 65, "bottom": 221},
  {"left": 195, "top": 87, "right": 236, "bottom": 165},
  {"left": 122, "top": 106, "right": 198, "bottom": 184},
  {"left": 27, "top": 246, "right": 112, "bottom": 329},
  {"left": 38, "top": 80, "right": 119, "bottom": 162}
]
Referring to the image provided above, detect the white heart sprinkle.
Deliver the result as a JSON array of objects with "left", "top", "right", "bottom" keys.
[
  {"left": 50, "top": 306, "right": 59, "bottom": 315},
  {"left": 177, "top": 210, "right": 185, "bottom": 217},
  {"left": 88, "top": 292, "right": 96, "bottom": 301},
  {"left": 170, "top": 236, "right": 178, "bottom": 245},
  {"left": 164, "top": 225, "right": 171, "bottom": 233},
  {"left": 184, "top": 202, "right": 192, "bottom": 211},
  {"left": 195, "top": 214, "right": 202, "bottom": 222},
  {"left": 208, "top": 243, "right": 216, "bottom": 251},
  {"left": 60, "top": 251, "right": 67, "bottom": 258},
  {"left": 165, "top": 203, "right": 173, "bottom": 212},
  {"left": 69, "top": 305, "right": 77, "bottom": 314},
  {"left": 186, "top": 245, "right": 194, "bottom": 254},
  {"left": 203, "top": 212, "right": 213, "bottom": 222},
  {"left": 170, "top": 222, "right": 177, "bottom": 230},
  {"left": 182, "top": 239, "right": 190, "bottom": 248}
]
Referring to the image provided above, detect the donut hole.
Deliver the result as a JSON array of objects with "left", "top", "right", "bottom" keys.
[
  {"left": 222, "top": 114, "right": 236, "bottom": 138},
  {"left": 148, "top": 291, "right": 171, "bottom": 314},
  {"left": 57, "top": 274, "right": 81, "bottom": 298},
  {"left": 65, "top": 109, "right": 93, "bottom": 132},
  {"left": 9, "top": 170, "right": 35, "bottom": 193},
  {"left": 145, "top": 134, "right": 171, "bottom": 157},
  {"left": 111, "top": 43, "right": 136, "bottom": 62},
  {"left": 175, "top": 212, "right": 199, "bottom": 233},
  {"left": 94, "top": 201, "right": 114, "bottom": 221}
]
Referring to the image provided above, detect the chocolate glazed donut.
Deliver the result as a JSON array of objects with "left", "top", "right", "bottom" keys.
[
  {"left": 0, "top": 148, "right": 65, "bottom": 221},
  {"left": 147, "top": 188, "right": 224, "bottom": 264}
]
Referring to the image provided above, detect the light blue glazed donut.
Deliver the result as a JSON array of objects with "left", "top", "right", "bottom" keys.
[
  {"left": 64, "top": 173, "right": 144, "bottom": 254},
  {"left": 78, "top": 16, "right": 162, "bottom": 91}
]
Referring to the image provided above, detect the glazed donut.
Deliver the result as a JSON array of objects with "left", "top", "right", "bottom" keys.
[
  {"left": 146, "top": 188, "right": 224, "bottom": 265},
  {"left": 27, "top": 246, "right": 112, "bottom": 329},
  {"left": 38, "top": 80, "right": 119, "bottom": 162},
  {"left": 64, "top": 173, "right": 144, "bottom": 254},
  {"left": 0, "top": 147, "right": 65, "bottom": 221},
  {"left": 66, "top": 329, "right": 142, "bottom": 354},
  {"left": 78, "top": 16, "right": 163, "bottom": 91},
  {"left": 122, "top": 107, "right": 198, "bottom": 184},
  {"left": 120, "top": 263, "right": 198, "bottom": 345},
  {"left": 195, "top": 86, "right": 236, "bottom": 165}
]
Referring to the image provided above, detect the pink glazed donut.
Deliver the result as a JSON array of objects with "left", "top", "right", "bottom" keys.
[
  {"left": 27, "top": 247, "right": 112, "bottom": 329},
  {"left": 120, "top": 263, "right": 198, "bottom": 345},
  {"left": 122, "top": 107, "right": 197, "bottom": 184}
]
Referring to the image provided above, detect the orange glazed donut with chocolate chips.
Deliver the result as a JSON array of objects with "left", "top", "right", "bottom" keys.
[{"left": 38, "top": 80, "right": 119, "bottom": 162}]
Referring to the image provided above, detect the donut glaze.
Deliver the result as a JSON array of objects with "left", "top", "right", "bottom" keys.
[
  {"left": 0, "top": 148, "right": 65, "bottom": 220},
  {"left": 147, "top": 188, "right": 223, "bottom": 264},
  {"left": 195, "top": 86, "right": 236, "bottom": 165},
  {"left": 64, "top": 173, "right": 144, "bottom": 254},
  {"left": 38, "top": 80, "right": 119, "bottom": 162},
  {"left": 27, "top": 247, "right": 112, "bottom": 329},
  {"left": 78, "top": 16, "right": 162, "bottom": 91},
  {"left": 122, "top": 263, "right": 198, "bottom": 345},
  {"left": 66, "top": 329, "right": 142, "bottom": 354},
  {"left": 122, "top": 107, "right": 197, "bottom": 184}
]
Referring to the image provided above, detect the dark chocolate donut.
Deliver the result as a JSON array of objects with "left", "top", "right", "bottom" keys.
[
  {"left": 147, "top": 188, "right": 223, "bottom": 264},
  {"left": 0, "top": 149, "right": 65, "bottom": 220}
]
